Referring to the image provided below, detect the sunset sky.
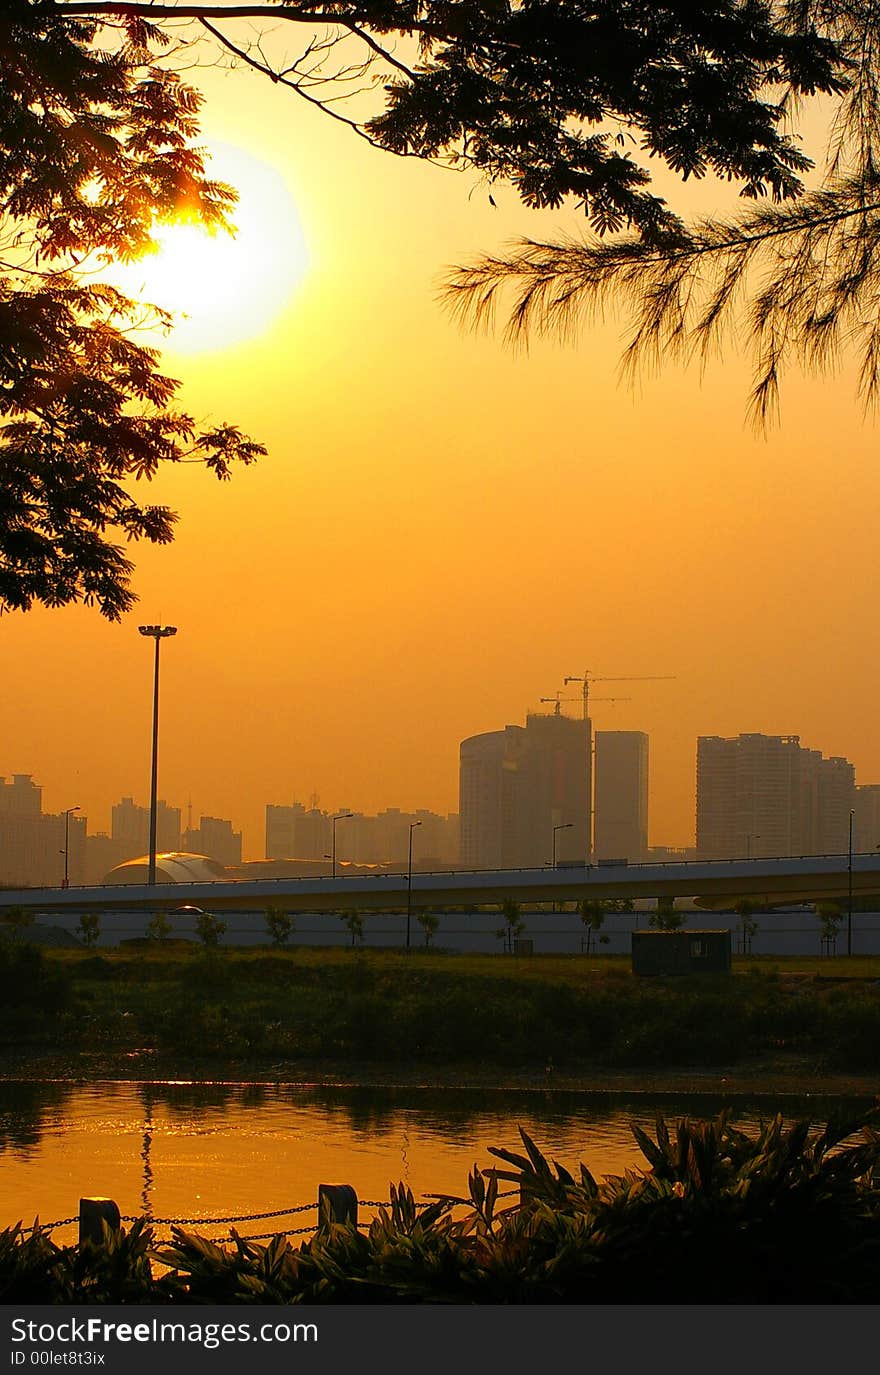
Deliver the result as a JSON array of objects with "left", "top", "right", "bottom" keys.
[{"left": 3, "top": 29, "right": 878, "bottom": 859}]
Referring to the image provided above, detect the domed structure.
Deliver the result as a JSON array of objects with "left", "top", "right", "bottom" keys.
[{"left": 103, "top": 852, "right": 229, "bottom": 885}]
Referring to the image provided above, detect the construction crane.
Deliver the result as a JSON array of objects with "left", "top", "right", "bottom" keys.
[
  {"left": 540, "top": 693, "right": 631, "bottom": 717},
  {"left": 561, "top": 669, "right": 676, "bottom": 865},
  {"left": 563, "top": 670, "right": 676, "bottom": 721}
]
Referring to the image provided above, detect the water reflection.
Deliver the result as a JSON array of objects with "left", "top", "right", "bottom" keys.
[
  {"left": 0, "top": 1081, "right": 75, "bottom": 1157},
  {"left": 0, "top": 1079, "right": 874, "bottom": 1239}
]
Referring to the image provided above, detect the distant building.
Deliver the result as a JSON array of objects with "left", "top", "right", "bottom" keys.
[
  {"left": 696, "top": 733, "right": 857, "bottom": 859},
  {"left": 265, "top": 802, "right": 458, "bottom": 867},
  {"left": 594, "top": 731, "right": 649, "bottom": 862},
  {"left": 111, "top": 796, "right": 181, "bottom": 859},
  {"left": 183, "top": 816, "right": 242, "bottom": 867},
  {"left": 459, "top": 712, "right": 590, "bottom": 870},
  {"left": 854, "top": 784, "right": 880, "bottom": 854},
  {"left": 0, "top": 775, "right": 86, "bottom": 886}
]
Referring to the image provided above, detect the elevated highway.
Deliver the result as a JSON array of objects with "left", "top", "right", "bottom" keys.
[{"left": 3, "top": 853, "right": 880, "bottom": 914}]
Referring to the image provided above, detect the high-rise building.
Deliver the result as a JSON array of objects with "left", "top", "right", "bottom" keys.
[
  {"left": 0, "top": 775, "right": 86, "bottom": 886},
  {"left": 183, "top": 815, "right": 242, "bottom": 867},
  {"left": 696, "top": 734, "right": 856, "bottom": 859},
  {"left": 594, "top": 731, "right": 648, "bottom": 861},
  {"left": 459, "top": 712, "right": 590, "bottom": 869},
  {"left": 854, "top": 784, "right": 880, "bottom": 854},
  {"left": 111, "top": 796, "right": 181, "bottom": 858}
]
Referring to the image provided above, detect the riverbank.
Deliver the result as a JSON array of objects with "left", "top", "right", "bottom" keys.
[
  {"left": 4, "top": 944, "right": 880, "bottom": 1094},
  {"left": 1, "top": 1049, "right": 878, "bottom": 1101}
]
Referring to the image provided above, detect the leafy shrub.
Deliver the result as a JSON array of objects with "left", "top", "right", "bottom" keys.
[
  {"left": 5, "top": 1112, "right": 880, "bottom": 1303},
  {"left": 0, "top": 943, "right": 71, "bottom": 1014},
  {"left": 195, "top": 912, "right": 226, "bottom": 948}
]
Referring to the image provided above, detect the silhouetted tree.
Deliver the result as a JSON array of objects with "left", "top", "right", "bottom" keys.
[
  {"left": 579, "top": 899, "right": 606, "bottom": 954},
  {"left": 734, "top": 898, "right": 760, "bottom": 955},
  {"left": 195, "top": 910, "right": 226, "bottom": 948},
  {"left": 417, "top": 911, "right": 439, "bottom": 948},
  {"left": 816, "top": 900, "right": 842, "bottom": 955},
  {"left": 0, "top": 907, "right": 34, "bottom": 934},
  {"left": 496, "top": 898, "right": 524, "bottom": 954},
  {"left": 650, "top": 896, "right": 684, "bottom": 932},
  {"left": 265, "top": 907, "right": 295, "bottom": 948},
  {"left": 0, "top": 1, "right": 264, "bottom": 618},
  {"left": 76, "top": 912, "right": 100, "bottom": 947},
  {"left": 1, "top": 2, "right": 850, "bottom": 617},
  {"left": 341, "top": 909, "right": 364, "bottom": 947},
  {"left": 146, "top": 910, "right": 172, "bottom": 943},
  {"left": 444, "top": 8, "right": 880, "bottom": 422}
]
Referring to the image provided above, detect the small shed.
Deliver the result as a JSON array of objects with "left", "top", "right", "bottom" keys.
[{"left": 631, "top": 929, "right": 731, "bottom": 976}]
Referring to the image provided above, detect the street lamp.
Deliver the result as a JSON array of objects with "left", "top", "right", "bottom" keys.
[
  {"left": 61, "top": 806, "right": 80, "bottom": 888},
  {"left": 138, "top": 624, "right": 177, "bottom": 886},
  {"left": 746, "top": 834, "right": 761, "bottom": 860},
  {"left": 552, "top": 823, "right": 573, "bottom": 869},
  {"left": 330, "top": 813, "right": 353, "bottom": 878},
  {"left": 406, "top": 820, "right": 422, "bottom": 950},
  {"left": 551, "top": 822, "right": 573, "bottom": 914},
  {"left": 847, "top": 808, "right": 855, "bottom": 956}
]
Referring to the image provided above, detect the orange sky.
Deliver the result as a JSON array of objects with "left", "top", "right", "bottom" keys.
[{"left": 3, "top": 39, "right": 879, "bottom": 858}]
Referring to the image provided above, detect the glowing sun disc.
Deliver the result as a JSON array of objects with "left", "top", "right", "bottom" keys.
[{"left": 113, "top": 142, "right": 308, "bottom": 354}]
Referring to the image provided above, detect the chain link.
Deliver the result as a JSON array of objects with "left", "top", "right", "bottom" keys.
[
  {"left": 20, "top": 1218, "right": 79, "bottom": 1233},
  {"left": 121, "top": 1202, "right": 317, "bottom": 1227},
  {"left": 24, "top": 1188, "right": 523, "bottom": 1242}
]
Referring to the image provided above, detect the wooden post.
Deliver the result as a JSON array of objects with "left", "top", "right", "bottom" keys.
[
  {"left": 317, "top": 1184, "right": 358, "bottom": 1229},
  {"left": 79, "top": 1197, "right": 121, "bottom": 1245}
]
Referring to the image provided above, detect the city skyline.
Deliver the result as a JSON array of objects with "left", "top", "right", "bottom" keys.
[{"left": 4, "top": 712, "right": 878, "bottom": 873}]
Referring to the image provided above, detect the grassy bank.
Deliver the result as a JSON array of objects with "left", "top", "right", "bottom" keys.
[{"left": 4, "top": 943, "right": 880, "bottom": 1080}]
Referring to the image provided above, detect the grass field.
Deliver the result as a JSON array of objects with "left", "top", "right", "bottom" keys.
[{"left": 0, "top": 943, "right": 876, "bottom": 1082}]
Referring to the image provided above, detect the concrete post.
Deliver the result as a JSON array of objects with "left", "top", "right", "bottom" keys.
[{"left": 79, "top": 1197, "right": 121, "bottom": 1246}]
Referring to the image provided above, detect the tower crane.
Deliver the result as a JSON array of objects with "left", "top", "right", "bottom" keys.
[
  {"left": 563, "top": 670, "right": 676, "bottom": 721},
  {"left": 540, "top": 693, "right": 631, "bottom": 717},
  {"left": 561, "top": 669, "right": 676, "bottom": 863}
]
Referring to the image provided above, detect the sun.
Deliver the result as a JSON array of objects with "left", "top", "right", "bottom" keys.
[{"left": 113, "top": 143, "right": 308, "bottom": 354}]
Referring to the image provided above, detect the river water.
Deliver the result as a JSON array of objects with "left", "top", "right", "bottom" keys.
[{"left": 1, "top": 1081, "right": 871, "bottom": 1243}]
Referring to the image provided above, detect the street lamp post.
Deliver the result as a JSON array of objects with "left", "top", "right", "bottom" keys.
[
  {"left": 848, "top": 808, "right": 855, "bottom": 956},
  {"left": 330, "top": 813, "right": 353, "bottom": 878},
  {"left": 552, "top": 823, "right": 573, "bottom": 869},
  {"left": 551, "top": 823, "right": 573, "bottom": 914},
  {"left": 746, "top": 834, "right": 761, "bottom": 859},
  {"left": 61, "top": 806, "right": 80, "bottom": 888},
  {"left": 406, "top": 820, "right": 422, "bottom": 950},
  {"left": 138, "top": 625, "right": 177, "bottom": 886}
]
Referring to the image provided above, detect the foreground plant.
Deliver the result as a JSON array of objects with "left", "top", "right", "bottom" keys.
[{"left": 5, "top": 1110, "right": 880, "bottom": 1303}]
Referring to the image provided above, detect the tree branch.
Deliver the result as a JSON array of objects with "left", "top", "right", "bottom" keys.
[{"left": 57, "top": 2, "right": 445, "bottom": 40}]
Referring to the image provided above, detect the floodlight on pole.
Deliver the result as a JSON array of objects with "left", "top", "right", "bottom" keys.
[
  {"left": 406, "top": 821, "right": 422, "bottom": 950},
  {"left": 138, "top": 625, "right": 177, "bottom": 886}
]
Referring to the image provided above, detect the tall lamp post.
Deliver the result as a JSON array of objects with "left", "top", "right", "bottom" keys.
[
  {"left": 406, "top": 820, "right": 422, "bottom": 950},
  {"left": 61, "top": 805, "right": 80, "bottom": 888},
  {"left": 847, "top": 808, "right": 855, "bottom": 956},
  {"left": 746, "top": 834, "right": 761, "bottom": 860},
  {"left": 552, "top": 823, "right": 573, "bottom": 868},
  {"left": 551, "top": 823, "right": 573, "bottom": 914},
  {"left": 138, "top": 624, "right": 177, "bottom": 886},
  {"left": 330, "top": 812, "right": 353, "bottom": 878}
]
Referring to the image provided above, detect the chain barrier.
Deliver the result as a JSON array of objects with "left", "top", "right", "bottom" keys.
[
  {"left": 120, "top": 1202, "right": 317, "bottom": 1227},
  {"left": 20, "top": 1218, "right": 79, "bottom": 1233},
  {"left": 18, "top": 1189, "right": 522, "bottom": 1242}
]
